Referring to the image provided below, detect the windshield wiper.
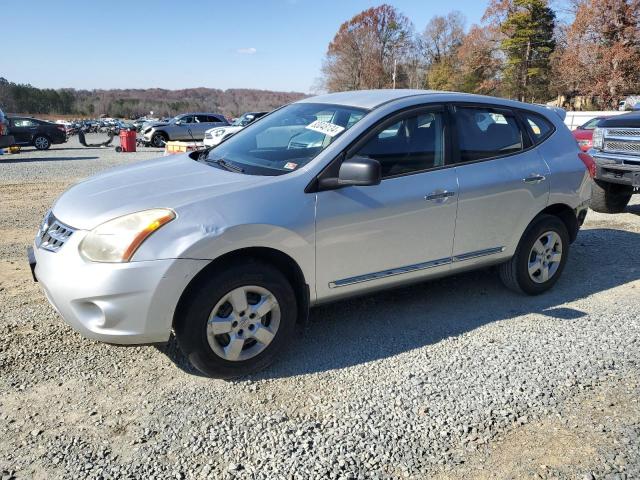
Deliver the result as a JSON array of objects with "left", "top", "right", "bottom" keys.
[{"left": 207, "top": 158, "right": 245, "bottom": 173}]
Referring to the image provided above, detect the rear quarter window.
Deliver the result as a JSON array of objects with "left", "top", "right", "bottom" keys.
[{"left": 522, "top": 112, "right": 554, "bottom": 145}]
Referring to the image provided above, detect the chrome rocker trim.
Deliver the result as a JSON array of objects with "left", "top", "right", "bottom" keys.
[{"left": 329, "top": 246, "right": 505, "bottom": 288}]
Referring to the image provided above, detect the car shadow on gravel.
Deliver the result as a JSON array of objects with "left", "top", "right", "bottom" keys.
[
  {"left": 626, "top": 203, "right": 640, "bottom": 216},
  {"left": 0, "top": 156, "right": 99, "bottom": 163},
  {"left": 158, "top": 228, "right": 640, "bottom": 380}
]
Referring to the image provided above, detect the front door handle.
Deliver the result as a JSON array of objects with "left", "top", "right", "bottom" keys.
[
  {"left": 523, "top": 174, "right": 546, "bottom": 184},
  {"left": 425, "top": 190, "right": 456, "bottom": 202}
]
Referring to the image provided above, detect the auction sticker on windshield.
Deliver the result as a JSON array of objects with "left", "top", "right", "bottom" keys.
[{"left": 305, "top": 120, "right": 345, "bottom": 137}]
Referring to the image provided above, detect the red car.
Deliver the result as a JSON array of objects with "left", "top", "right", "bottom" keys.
[{"left": 572, "top": 116, "right": 608, "bottom": 151}]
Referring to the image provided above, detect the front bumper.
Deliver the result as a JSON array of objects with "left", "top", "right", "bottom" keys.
[
  {"left": 592, "top": 151, "right": 640, "bottom": 188},
  {"left": 31, "top": 230, "right": 208, "bottom": 345}
]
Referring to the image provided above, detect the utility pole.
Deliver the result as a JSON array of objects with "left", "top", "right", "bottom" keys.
[{"left": 392, "top": 58, "right": 397, "bottom": 89}]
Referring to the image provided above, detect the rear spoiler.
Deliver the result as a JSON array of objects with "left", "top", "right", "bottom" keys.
[{"left": 538, "top": 104, "right": 566, "bottom": 121}]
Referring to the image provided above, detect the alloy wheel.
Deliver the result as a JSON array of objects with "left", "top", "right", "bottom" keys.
[
  {"left": 528, "top": 231, "right": 563, "bottom": 284},
  {"left": 206, "top": 285, "right": 281, "bottom": 362},
  {"left": 34, "top": 136, "right": 49, "bottom": 149}
]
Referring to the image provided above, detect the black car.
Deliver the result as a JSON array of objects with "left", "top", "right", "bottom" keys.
[
  {"left": 7, "top": 116, "right": 67, "bottom": 150},
  {"left": 0, "top": 107, "right": 15, "bottom": 149}
]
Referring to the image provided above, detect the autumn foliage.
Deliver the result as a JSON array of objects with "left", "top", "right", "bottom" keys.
[
  {"left": 322, "top": 0, "right": 640, "bottom": 108},
  {"left": 322, "top": 5, "right": 414, "bottom": 91},
  {"left": 555, "top": 0, "right": 640, "bottom": 108}
]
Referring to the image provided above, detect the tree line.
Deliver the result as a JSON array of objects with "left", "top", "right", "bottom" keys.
[
  {"left": 0, "top": 78, "right": 306, "bottom": 118},
  {"left": 321, "top": 0, "right": 640, "bottom": 109}
]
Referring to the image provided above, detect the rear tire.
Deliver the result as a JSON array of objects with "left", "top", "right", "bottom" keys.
[
  {"left": 175, "top": 260, "right": 297, "bottom": 379},
  {"left": 499, "top": 214, "right": 570, "bottom": 295},
  {"left": 590, "top": 180, "right": 632, "bottom": 213},
  {"left": 33, "top": 135, "right": 51, "bottom": 150}
]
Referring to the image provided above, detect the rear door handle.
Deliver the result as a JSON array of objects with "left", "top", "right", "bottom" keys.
[
  {"left": 523, "top": 174, "right": 546, "bottom": 183},
  {"left": 425, "top": 190, "right": 456, "bottom": 202}
]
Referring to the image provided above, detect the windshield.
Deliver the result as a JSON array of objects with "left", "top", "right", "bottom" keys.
[
  {"left": 205, "top": 103, "right": 366, "bottom": 175},
  {"left": 581, "top": 118, "right": 601, "bottom": 130},
  {"left": 231, "top": 114, "right": 252, "bottom": 127}
]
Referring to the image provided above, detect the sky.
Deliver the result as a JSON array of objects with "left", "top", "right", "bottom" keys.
[{"left": 3, "top": 0, "right": 489, "bottom": 93}]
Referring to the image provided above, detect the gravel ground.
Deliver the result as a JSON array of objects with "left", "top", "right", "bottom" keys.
[{"left": 1, "top": 138, "right": 639, "bottom": 479}]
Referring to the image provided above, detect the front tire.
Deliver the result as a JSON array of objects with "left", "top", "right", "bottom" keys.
[
  {"left": 33, "top": 135, "right": 51, "bottom": 150},
  {"left": 151, "top": 132, "right": 167, "bottom": 148},
  {"left": 499, "top": 214, "right": 570, "bottom": 295},
  {"left": 590, "top": 180, "right": 632, "bottom": 213},
  {"left": 175, "top": 261, "right": 297, "bottom": 379}
]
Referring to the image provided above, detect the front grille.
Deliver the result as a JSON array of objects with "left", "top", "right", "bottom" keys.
[
  {"left": 603, "top": 140, "right": 640, "bottom": 154},
  {"left": 607, "top": 128, "right": 640, "bottom": 137},
  {"left": 36, "top": 213, "right": 75, "bottom": 252}
]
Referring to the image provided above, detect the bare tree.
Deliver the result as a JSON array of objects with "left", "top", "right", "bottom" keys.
[
  {"left": 321, "top": 4, "right": 415, "bottom": 92},
  {"left": 422, "top": 11, "right": 466, "bottom": 64}
]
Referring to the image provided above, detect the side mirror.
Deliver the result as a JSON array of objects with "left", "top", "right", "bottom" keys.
[{"left": 337, "top": 157, "right": 381, "bottom": 187}]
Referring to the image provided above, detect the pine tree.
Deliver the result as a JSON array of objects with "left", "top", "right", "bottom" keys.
[{"left": 499, "top": 0, "right": 556, "bottom": 102}]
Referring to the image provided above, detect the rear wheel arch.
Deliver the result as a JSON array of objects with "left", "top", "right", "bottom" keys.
[
  {"left": 173, "top": 247, "right": 309, "bottom": 330},
  {"left": 537, "top": 203, "right": 579, "bottom": 243}
]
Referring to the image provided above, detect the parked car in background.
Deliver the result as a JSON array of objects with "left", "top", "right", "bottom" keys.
[
  {"left": 142, "top": 113, "right": 228, "bottom": 147},
  {"left": 589, "top": 111, "right": 640, "bottom": 212},
  {"left": 8, "top": 116, "right": 67, "bottom": 150},
  {"left": 618, "top": 96, "right": 640, "bottom": 111},
  {"left": 0, "top": 107, "right": 15, "bottom": 149},
  {"left": 572, "top": 116, "right": 609, "bottom": 152},
  {"left": 132, "top": 117, "right": 156, "bottom": 132},
  {"left": 30, "top": 90, "right": 592, "bottom": 378},
  {"left": 203, "top": 111, "right": 268, "bottom": 147}
]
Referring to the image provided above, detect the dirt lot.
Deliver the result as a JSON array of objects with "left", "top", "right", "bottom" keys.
[{"left": 0, "top": 138, "right": 639, "bottom": 479}]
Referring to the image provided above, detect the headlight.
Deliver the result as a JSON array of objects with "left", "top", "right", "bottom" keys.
[
  {"left": 79, "top": 209, "right": 175, "bottom": 262},
  {"left": 592, "top": 127, "right": 604, "bottom": 150}
]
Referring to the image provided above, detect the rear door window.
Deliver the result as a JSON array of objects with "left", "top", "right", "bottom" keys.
[{"left": 452, "top": 106, "right": 524, "bottom": 162}]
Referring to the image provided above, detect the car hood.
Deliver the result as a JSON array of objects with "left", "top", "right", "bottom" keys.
[
  {"left": 600, "top": 111, "right": 640, "bottom": 128},
  {"left": 52, "top": 154, "right": 268, "bottom": 230},
  {"left": 144, "top": 121, "right": 168, "bottom": 129}
]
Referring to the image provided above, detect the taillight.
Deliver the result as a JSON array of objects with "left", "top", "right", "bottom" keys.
[{"left": 578, "top": 152, "right": 596, "bottom": 178}]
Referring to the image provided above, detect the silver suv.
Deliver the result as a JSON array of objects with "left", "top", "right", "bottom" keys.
[
  {"left": 29, "top": 90, "right": 591, "bottom": 378},
  {"left": 142, "top": 112, "right": 228, "bottom": 147}
]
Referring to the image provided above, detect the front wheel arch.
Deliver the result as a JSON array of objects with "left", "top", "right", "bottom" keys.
[
  {"left": 173, "top": 247, "right": 309, "bottom": 331},
  {"left": 151, "top": 131, "right": 168, "bottom": 147}
]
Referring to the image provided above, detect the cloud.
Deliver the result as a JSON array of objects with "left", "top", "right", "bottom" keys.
[{"left": 236, "top": 47, "right": 257, "bottom": 55}]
